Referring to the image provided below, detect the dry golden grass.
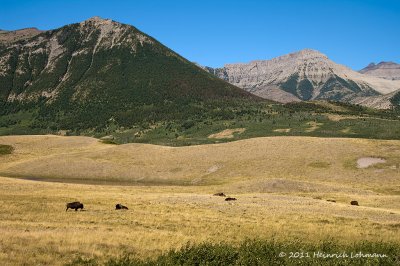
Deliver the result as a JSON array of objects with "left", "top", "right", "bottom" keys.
[
  {"left": 1, "top": 135, "right": 399, "bottom": 193},
  {"left": 0, "top": 135, "right": 399, "bottom": 265},
  {"left": 0, "top": 176, "right": 399, "bottom": 265}
]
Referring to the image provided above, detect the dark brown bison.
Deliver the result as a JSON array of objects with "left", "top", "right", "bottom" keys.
[
  {"left": 327, "top": 199, "right": 336, "bottom": 203},
  {"left": 225, "top": 197, "right": 237, "bottom": 201},
  {"left": 213, "top": 192, "right": 226, "bottom": 197},
  {"left": 116, "top": 204, "right": 128, "bottom": 210},
  {"left": 350, "top": 201, "right": 359, "bottom": 206},
  {"left": 66, "top": 201, "right": 84, "bottom": 211}
]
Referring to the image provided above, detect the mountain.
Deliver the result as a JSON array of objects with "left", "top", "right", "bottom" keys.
[
  {"left": 0, "top": 17, "right": 257, "bottom": 132},
  {"left": 203, "top": 49, "right": 400, "bottom": 106},
  {"left": 359, "top": 62, "right": 400, "bottom": 80},
  {"left": 352, "top": 89, "right": 400, "bottom": 109},
  {"left": 0, "top": 28, "right": 42, "bottom": 44}
]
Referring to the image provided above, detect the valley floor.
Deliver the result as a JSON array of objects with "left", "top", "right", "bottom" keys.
[{"left": 0, "top": 135, "right": 399, "bottom": 265}]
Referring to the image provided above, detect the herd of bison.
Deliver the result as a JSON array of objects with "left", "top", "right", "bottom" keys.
[
  {"left": 65, "top": 193, "right": 359, "bottom": 211},
  {"left": 65, "top": 202, "right": 129, "bottom": 211}
]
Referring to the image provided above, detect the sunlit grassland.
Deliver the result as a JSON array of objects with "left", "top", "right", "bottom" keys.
[
  {"left": 0, "top": 135, "right": 399, "bottom": 265},
  {"left": 0, "top": 177, "right": 399, "bottom": 265},
  {"left": 0, "top": 135, "right": 399, "bottom": 193}
]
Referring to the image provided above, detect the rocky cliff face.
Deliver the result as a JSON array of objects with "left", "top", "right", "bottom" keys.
[
  {"left": 0, "top": 17, "right": 156, "bottom": 102},
  {"left": 204, "top": 49, "right": 400, "bottom": 107},
  {"left": 352, "top": 89, "right": 400, "bottom": 109},
  {"left": 359, "top": 61, "right": 400, "bottom": 80}
]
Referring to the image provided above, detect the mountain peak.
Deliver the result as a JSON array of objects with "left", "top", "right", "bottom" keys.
[
  {"left": 85, "top": 16, "right": 109, "bottom": 22},
  {"left": 291, "top": 49, "right": 328, "bottom": 59},
  {"left": 223, "top": 49, "right": 329, "bottom": 67},
  {"left": 80, "top": 16, "right": 114, "bottom": 27},
  {"left": 377, "top": 61, "right": 396, "bottom": 66},
  {"left": 360, "top": 61, "right": 400, "bottom": 80},
  {"left": 297, "top": 48, "right": 324, "bottom": 55}
]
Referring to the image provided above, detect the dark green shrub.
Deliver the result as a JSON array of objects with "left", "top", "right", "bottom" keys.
[
  {"left": 82, "top": 239, "right": 400, "bottom": 266},
  {"left": 0, "top": 144, "right": 13, "bottom": 155}
]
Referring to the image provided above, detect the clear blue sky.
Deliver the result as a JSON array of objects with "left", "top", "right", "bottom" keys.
[{"left": 1, "top": 0, "right": 399, "bottom": 70}]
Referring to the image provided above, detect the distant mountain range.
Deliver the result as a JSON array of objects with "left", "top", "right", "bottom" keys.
[
  {"left": 359, "top": 61, "right": 400, "bottom": 80},
  {"left": 0, "top": 17, "right": 399, "bottom": 137},
  {"left": 203, "top": 49, "right": 400, "bottom": 109}
]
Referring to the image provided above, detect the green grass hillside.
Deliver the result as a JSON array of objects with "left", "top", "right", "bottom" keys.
[{"left": 1, "top": 99, "right": 400, "bottom": 145}]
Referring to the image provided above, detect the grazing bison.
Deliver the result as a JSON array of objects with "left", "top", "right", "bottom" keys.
[
  {"left": 115, "top": 204, "right": 128, "bottom": 210},
  {"left": 327, "top": 199, "right": 336, "bottom": 203},
  {"left": 66, "top": 201, "right": 84, "bottom": 211},
  {"left": 225, "top": 197, "right": 237, "bottom": 201},
  {"left": 350, "top": 201, "right": 359, "bottom": 206},
  {"left": 213, "top": 192, "right": 226, "bottom": 197}
]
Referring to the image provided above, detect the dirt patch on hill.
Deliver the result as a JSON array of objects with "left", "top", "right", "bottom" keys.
[
  {"left": 341, "top": 127, "right": 355, "bottom": 134},
  {"left": 305, "top": 121, "right": 323, "bottom": 132},
  {"left": 357, "top": 157, "right": 386, "bottom": 168},
  {"left": 274, "top": 128, "right": 291, "bottom": 133},
  {"left": 326, "top": 114, "right": 360, "bottom": 121},
  {"left": 208, "top": 128, "right": 246, "bottom": 139}
]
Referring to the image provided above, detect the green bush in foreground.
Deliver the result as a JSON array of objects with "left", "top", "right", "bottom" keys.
[
  {"left": 69, "top": 239, "right": 400, "bottom": 266},
  {"left": 0, "top": 144, "right": 13, "bottom": 155}
]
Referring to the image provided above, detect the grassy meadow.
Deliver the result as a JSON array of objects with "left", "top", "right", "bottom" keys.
[{"left": 0, "top": 135, "right": 399, "bottom": 265}]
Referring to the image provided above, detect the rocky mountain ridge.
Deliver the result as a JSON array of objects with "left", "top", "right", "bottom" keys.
[
  {"left": 0, "top": 27, "right": 42, "bottom": 44},
  {"left": 359, "top": 61, "right": 400, "bottom": 80},
  {"left": 203, "top": 49, "right": 400, "bottom": 108}
]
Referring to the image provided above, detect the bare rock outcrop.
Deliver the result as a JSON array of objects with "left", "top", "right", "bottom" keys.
[{"left": 202, "top": 49, "right": 400, "bottom": 108}]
